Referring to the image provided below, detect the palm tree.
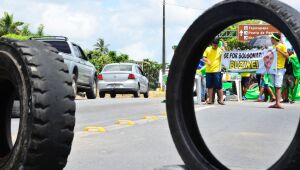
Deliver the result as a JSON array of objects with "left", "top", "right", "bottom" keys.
[
  {"left": 94, "top": 38, "right": 109, "bottom": 55},
  {"left": 0, "top": 12, "right": 24, "bottom": 36},
  {"left": 21, "top": 24, "right": 31, "bottom": 36},
  {"left": 36, "top": 24, "right": 44, "bottom": 37}
]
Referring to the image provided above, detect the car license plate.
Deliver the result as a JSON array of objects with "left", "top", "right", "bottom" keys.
[{"left": 110, "top": 84, "right": 120, "bottom": 88}]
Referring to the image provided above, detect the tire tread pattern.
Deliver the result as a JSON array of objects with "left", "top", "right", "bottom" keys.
[{"left": 1, "top": 39, "right": 75, "bottom": 170}]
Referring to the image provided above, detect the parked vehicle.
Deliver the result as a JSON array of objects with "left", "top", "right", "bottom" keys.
[
  {"left": 98, "top": 63, "right": 149, "bottom": 98},
  {"left": 30, "top": 36, "right": 98, "bottom": 99}
]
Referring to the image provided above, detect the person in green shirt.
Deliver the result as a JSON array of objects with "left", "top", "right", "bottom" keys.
[
  {"left": 281, "top": 48, "right": 296, "bottom": 103},
  {"left": 286, "top": 48, "right": 300, "bottom": 103}
]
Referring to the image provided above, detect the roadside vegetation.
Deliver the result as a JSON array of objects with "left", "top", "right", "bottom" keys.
[{"left": 0, "top": 12, "right": 162, "bottom": 90}]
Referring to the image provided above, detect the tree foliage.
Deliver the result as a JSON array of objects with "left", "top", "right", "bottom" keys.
[
  {"left": 87, "top": 38, "right": 161, "bottom": 90},
  {"left": 94, "top": 38, "right": 109, "bottom": 55},
  {"left": 21, "top": 24, "right": 31, "bottom": 36},
  {"left": 0, "top": 12, "right": 45, "bottom": 38},
  {"left": 226, "top": 38, "right": 251, "bottom": 51},
  {"left": 86, "top": 48, "right": 130, "bottom": 73},
  {"left": 0, "top": 12, "right": 24, "bottom": 36},
  {"left": 220, "top": 20, "right": 266, "bottom": 50},
  {"left": 1, "top": 33, "right": 31, "bottom": 40},
  {"left": 36, "top": 24, "right": 44, "bottom": 37},
  {"left": 142, "top": 59, "right": 161, "bottom": 90},
  {"left": 0, "top": 12, "right": 162, "bottom": 91}
]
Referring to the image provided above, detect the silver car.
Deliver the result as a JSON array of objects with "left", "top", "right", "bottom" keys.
[
  {"left": 98, "top": 63, "right": 149, "bottom": 98},
  {"left": 31, "top": 36, "right": 98, "bottom": 99}
]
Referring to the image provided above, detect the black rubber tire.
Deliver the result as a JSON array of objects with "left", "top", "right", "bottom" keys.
[
  {"left": 166, "top": 0, "right": 300, "bottom": 170},
  {"left": 0, "top": 39, "right": 75, "bottom": 170},
  {"left": 86, "top": 78, "right": 97, "bottom": 99},
  {"left": 99, "top": 92, "right": 105, "bottom": 98},
  {"left": 143, "top": 85, "right": 149, "bottom": 98},
  {"left": 110, "top": 93, "right": 116, "bottom": 98},
  {"left": 144, "top": 91, "right": 149, "bottom": 98},
  {"left": 134, "top": 84, "right": 140, "bottom": 98}
]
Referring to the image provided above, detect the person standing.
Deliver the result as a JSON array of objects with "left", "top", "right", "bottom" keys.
[
  {"left": 269, "top": 33, "right": 289, "bottom": 109},
  {"left": 203, "top": 38, "right": 224, "bottom": 105},
  {"left": 281, "top": 48, "right": 296, "bottom": 103},
  {"left": 196, "top": 59, "right": 207, "bottom": 102},
  {"left": 286, "top": 48, "right": 300, "bottom": 103}
]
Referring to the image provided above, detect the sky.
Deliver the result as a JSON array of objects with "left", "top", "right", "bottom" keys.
[{"left": 1, "top": 0, "right": 300, "bottom": 63}]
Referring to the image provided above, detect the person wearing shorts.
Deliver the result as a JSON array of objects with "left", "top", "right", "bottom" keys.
[
  {"left": 203, "top": 38, "right": 224, "bottom": 105},
  {"left": 269, "top": 33, "right": 289, "bottom": 109}
]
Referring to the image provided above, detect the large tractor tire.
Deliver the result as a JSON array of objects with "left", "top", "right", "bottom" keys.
[
  {"left": 167, "top": 0, "right": 300, "bottom": 169},
  {"left": 0, "top": 39, "right": 76, "bottom": 170}
]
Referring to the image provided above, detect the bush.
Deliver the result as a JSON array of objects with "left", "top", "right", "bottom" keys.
[{"left": 1, "top": 33, "right": 31, "bottom": 40}]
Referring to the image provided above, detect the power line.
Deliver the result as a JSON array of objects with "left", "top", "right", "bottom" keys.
[{"left": 165, "top": 2, "right": 206, "bottom": 11}]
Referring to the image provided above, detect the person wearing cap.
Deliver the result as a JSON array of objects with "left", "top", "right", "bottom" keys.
[
  {"left": 269, "top": 33, "right": 289, "bottom": 109},
  {"left": 203, "top": 38, "right": 224, "bottom": 105}
]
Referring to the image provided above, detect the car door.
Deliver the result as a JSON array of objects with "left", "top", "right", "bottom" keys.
[
  {"left": 72, "top": 44, "right": 91, "bottom": 85},
  {"left": 136, "top": 66, "right": 147, "bottom": 92},
  {"left": 138, "top": 67, "right": 148, "bottom": 92},
  {"left": 77, "top": 45, "right": 95, "bottom": 83}
]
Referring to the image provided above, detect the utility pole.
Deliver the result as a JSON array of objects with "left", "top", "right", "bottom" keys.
[{"left": 162, "top": 0, "right": 166, "bottom": 75}]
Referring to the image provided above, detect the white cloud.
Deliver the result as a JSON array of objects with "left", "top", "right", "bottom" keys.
[
  {"left": 120, "top": 42, "right": 156, "bottom": 61},
  {"left": 1, "top": 0, "right": 300, "bottom": 63},
  {"left": 40, "top": 4, "right": 99, "bottom": 40}
]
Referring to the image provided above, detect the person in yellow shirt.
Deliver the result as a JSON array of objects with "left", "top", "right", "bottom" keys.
[
  {"left": 203, "top": 38, "right": 224, "bottom": 105},
  {"left": 269, "top": 33, "right": 289, "bottom": 109}
]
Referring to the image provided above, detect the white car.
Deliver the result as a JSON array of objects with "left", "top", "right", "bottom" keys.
[{"left": 98, "top": 63, "right": 149, "bottom": 98}]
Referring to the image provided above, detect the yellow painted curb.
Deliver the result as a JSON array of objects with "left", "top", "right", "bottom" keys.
[
  {"left": 115, "top": 120, "right": 136, "bottom": 126},
  {"left": 143, "top": 116, "right": 159, "bottom": 120},
  {"left": 161, "top": 112, "right": 167, "bottom": 116},
  {"left": 84, "top": 126, "right": 106, "bottom": 133}
]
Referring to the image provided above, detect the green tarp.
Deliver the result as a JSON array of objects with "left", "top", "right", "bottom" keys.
[
  {"left": 245, "top": 82, "right": 300, "bottom": 101},
  {"left": 245, "top": 85, "right": 260, "bottom": 100},
  {"left": 223, "top": 82, "right": 232, "bottom": 90}
]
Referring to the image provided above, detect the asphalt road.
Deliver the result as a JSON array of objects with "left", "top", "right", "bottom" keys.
[
  {"left": 11, "top": 98, "right": 300, "bottom": 170},
  {"left": 66, "top": 98, "right": 300, "bottom": 170},
  {"left": 66, "top": 98, "right": 182, "bottom": 170}
]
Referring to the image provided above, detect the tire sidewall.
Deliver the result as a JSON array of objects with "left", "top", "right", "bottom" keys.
[
  {"left": 167, "top": 0, "right": 300, "bottom": 169},
  {"left": 0, "top": 41, "right": 33, "bottom": 170}
]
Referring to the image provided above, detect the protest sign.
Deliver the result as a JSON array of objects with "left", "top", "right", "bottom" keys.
[{"left": 221, "top": 49, "right": 277, "bottom": 74}]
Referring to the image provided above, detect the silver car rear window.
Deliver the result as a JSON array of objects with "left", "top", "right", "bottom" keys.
[{"left": 103, "top": 65, "right": 132, "bottom": 72}]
